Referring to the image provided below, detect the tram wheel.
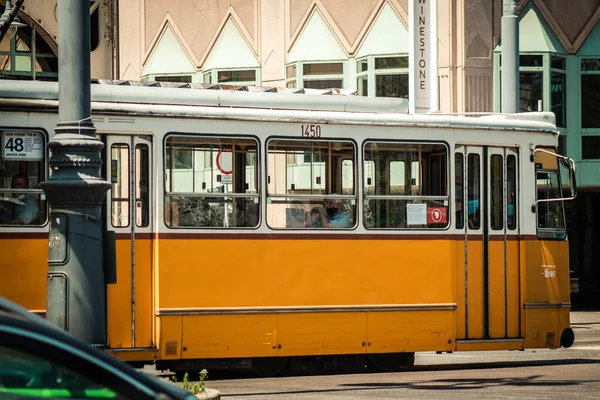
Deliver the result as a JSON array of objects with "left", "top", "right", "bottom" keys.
[
  {"left": 251, "top": 357, "right": 288, "bottom": 378},
  {"left": 367, "top": 352, "right": 415, "bottom": 372}
]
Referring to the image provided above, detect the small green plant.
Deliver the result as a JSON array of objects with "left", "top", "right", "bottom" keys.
[{"left": 167, "top": 370, "right": 208, "bottom": 395}]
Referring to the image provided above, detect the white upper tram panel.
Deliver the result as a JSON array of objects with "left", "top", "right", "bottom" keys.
[{"left": 0, "top": 79, "right": 558, "bottom": 135}]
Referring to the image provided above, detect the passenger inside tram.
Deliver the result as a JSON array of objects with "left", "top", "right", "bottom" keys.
[
  {"left": 0, "top": 173, "right": 40, "bottom": 225},
  {"left": 306, "top": 196, "right": 351, "bottom": 228}
]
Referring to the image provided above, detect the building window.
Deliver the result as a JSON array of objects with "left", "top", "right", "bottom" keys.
[
  {"left": 0, "top": 24, "right": 58, "bottom": 81},
  {"left": 581, "top": 58, "right": 600, "bottom": 129},
  {"left": 90, "top": 0, "right": 100, "bottom": 52},
  {"left": 551, "top": 56, "right": 566, "bottom": 128},
  {"left": 203, "top": 68, "right": 259, "bottom": 86},
  {"left": 495, "top": 52, "right": 567, "bottom": 129},
  {"left": 154, "top": 75, "right": 192, "bottom": 83},
  {"left": 356, "top": 55, "right": 409, "bottom": 98},
  {"left": 581, "top": 58, "right": 600, "bottom": 160},
  {"left": 285, "top": 62, "right": 344, "bottom": 90},
  {"left": 519, "top": 54, "right": 543, "bottom": 112}
]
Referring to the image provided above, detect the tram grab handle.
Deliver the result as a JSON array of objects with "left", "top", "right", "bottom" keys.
[{"left": 103, "top": 230, "right": 117, "bottom": 284}]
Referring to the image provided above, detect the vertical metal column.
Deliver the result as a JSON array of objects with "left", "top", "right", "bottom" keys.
[
  {"left": 501, "top": 0, "right": 519, "bottom": 113},
  {"left": 40, "top": 0, "right": 111, "bottom": 347}
]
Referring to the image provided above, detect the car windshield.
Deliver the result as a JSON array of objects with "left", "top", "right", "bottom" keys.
[{"left": 0, "top": 344, "right": 126, "bottom": 399}]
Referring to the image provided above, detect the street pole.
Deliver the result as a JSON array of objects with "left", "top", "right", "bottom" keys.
[
  {"left": 0, "top": 0, "right": 25, "bottom": 43},
  {"left": 39, "top": 0, "right": 111, "bottom": 347},
  {"left": 501, "top": 0, "right": 519, "bottom": 113}
]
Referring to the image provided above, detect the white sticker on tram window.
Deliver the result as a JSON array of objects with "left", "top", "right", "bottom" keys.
[
  {"left": 407, "top": 203, "right": 427, "bottom": 225},
  {"left": 221, "top": 174, "right": 232, "bottom": 184},
  {"left": 3, "top": 131, "right": 44, "bottom": 160}
]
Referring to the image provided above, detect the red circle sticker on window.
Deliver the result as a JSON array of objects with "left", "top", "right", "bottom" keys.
[{"left": 216, "top": 151, "right": 233, "bottom": 174}]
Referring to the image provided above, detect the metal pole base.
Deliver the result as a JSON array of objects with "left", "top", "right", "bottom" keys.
[{"left": 40, "top": 120, "right": 110, "bottom": 347}]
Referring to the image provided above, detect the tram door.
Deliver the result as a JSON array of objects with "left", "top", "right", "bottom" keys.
[
  {"left": 105, "top": 135, "right": 154, "bottom": 349},
  {"left": 456, "top": 146, "right": 520, "bottom": 340}
]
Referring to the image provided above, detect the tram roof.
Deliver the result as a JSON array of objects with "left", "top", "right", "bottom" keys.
[
  {"left": 0, "top": 78, "right": 408, "bottom": 114},
  {"left": 0, "top": 79, "right": 558, "bottom": 133}
]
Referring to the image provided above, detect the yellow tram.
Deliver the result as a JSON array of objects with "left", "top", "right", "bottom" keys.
[{"left": 0, "top": 79, "right": 576, "bottom": 374}]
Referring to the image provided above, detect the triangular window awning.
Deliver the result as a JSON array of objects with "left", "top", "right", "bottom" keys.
[
  {"left": 143, "top": 25, "right": 196, "bottom": 76},
  {"left": 203, "top": 18, "right": 259, "bottom": 70},
  {"left": 356, "top": 3, "right": 409, "bottom": 58},
  {"left": 288, "top": 9, "right": 346, "bottom": 63},
  {"left": 494, "top": 2, "right": 565, "bottom": 53}
]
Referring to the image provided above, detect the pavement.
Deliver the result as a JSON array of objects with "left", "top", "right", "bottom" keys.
[{"left": 145, "top": 310, "right": 600, "bottom": 399}]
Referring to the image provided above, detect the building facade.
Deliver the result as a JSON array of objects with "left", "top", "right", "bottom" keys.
[{"left": 2, "top": 0, "right": 600, "bottom": 305}]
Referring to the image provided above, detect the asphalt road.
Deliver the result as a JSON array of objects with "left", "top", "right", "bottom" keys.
[{"left": 200, "top": 311, "right": 600, "bottom": 399}]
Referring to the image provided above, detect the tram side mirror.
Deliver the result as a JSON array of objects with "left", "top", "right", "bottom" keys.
[{"left": 559, "top": 157, "right": 577, "bottom": 199}]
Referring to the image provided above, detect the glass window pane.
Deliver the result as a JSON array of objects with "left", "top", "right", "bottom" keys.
[
  {"left": 363, "top": 142, "right": 448, "bottom": 229},
  {"left": 467, "top": 154, "right": 480, "bottom": 230},
  {"left": 357, "top": 59, "right": 368, "bottom": 73},
  {"left": 155, "top": 75, "right": 192, "bottom": 83},
  {"left": 375, "top": 74, "right": 409, "bottom": 98},
  {"left": 304, "top": 79, "right": 343, "bottom": 89},
  {"left": 551, "top": 72, "right": 566, "bottom": 127},
  {"left": 0, "top": 344, "right": 121, "bottom": 398},
  {"left": 490, "top": 154, "right": 504, "bottom": 230},
  {"left": 519, "top": 54, "right": 543, "bottom": 67},
  {"left": 111, "top": 144, "right": 130, "bottom": 228},
  {"left": 581, "top": 136, "right": 600, "bottom": 159},
  {"left": 551, "top": 56, "right": 565, "bottom": 70},
  {"left": 286, "top": 65, "right": 296, "bottom": 78},
  {"left": 164, "top": 136, "right": 259, "bottom": 228},
  {"left": 0, "top": 131, "right": 46, "bottom": 226},
  {"left": 558, "top": 135, "right": 567, "bottom": 157},
  {"left": 519, "top": 72, "right": 543, "bottom": 112},
  {"left": 15, "top": 28, "right": 32, "bottom": 53},
  {"left": 455, "top": 153, "right": 464, "bottom": 229},
  {"left": 581, "top": 58, "right": 600, "bottom": 71},
  {"left": 581, "top": 75, "right": 600, "bottom": 128},
  {"left": 267, "top": 139, "right": 355, "bottom": 229},
  {"left": 218, "top": 69, "right": 256, "bottom": 83},
  {"left": 357, "top": 76, "right": 368, "bottom": 96},
  {"left": 536, "top": 170, "right": 566, "bottom": 237},
  {"left": 135, "top": 144, "right": 150, "bottom": 228},
  {"left": 375, "top": 56, "right": 408, "bottom": 69},
  {"left": 302, "top": 63, "right": 343, "bottom": 75},
  {"left": 507, "top": 155, "right": 517, "bottom": 230}
]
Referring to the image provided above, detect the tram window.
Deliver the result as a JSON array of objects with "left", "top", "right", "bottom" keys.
[
  {"left": 507, "top": 155, "right": 517, "bottom": 230},
  {"left": 0, "top": 130, "right": 46, "bottom": 226},
  {"left": 467, "top": 154, "right": 480, "bottom": 230},
  {"left": 455, "top": 153, "right": 464, "bottom": 229},
  {"left": 135, "top": 144, "right": 149, "bottom": 228},
  {"left": 164, "top": 135, "right": 259, "bottom": 229},
  {"left": 363, "top": 141, "right": 448, "bottom": 229},
  {"left": 111, "top": 144, "right": 130, "bottom": 228},
  {"left": 490, "top": 154, "right": 504, "bottom": 230},
  {"left": 266, "top": 138, "right": 356, "bottom": 229},
  {"left": 536, "top": 169, "right": 566, "bottom": 239}
]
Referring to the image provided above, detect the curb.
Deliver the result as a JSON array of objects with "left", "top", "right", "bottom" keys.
[{"left": 195, "top": 388, "right": 221, "bottom": 400}]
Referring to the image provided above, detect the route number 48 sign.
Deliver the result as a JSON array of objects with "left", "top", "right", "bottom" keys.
[{"left": 3, "top": 131, "right": 44, "bottom": 160}]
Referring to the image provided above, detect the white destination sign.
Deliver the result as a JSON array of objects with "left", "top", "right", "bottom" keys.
[{"left": 3, "top": 131, "right": 44, "bottom": 160}]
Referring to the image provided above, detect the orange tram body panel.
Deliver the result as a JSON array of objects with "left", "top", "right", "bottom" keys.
[{"left": 0, "top": 80, "right": 576, "bottom": 372}]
